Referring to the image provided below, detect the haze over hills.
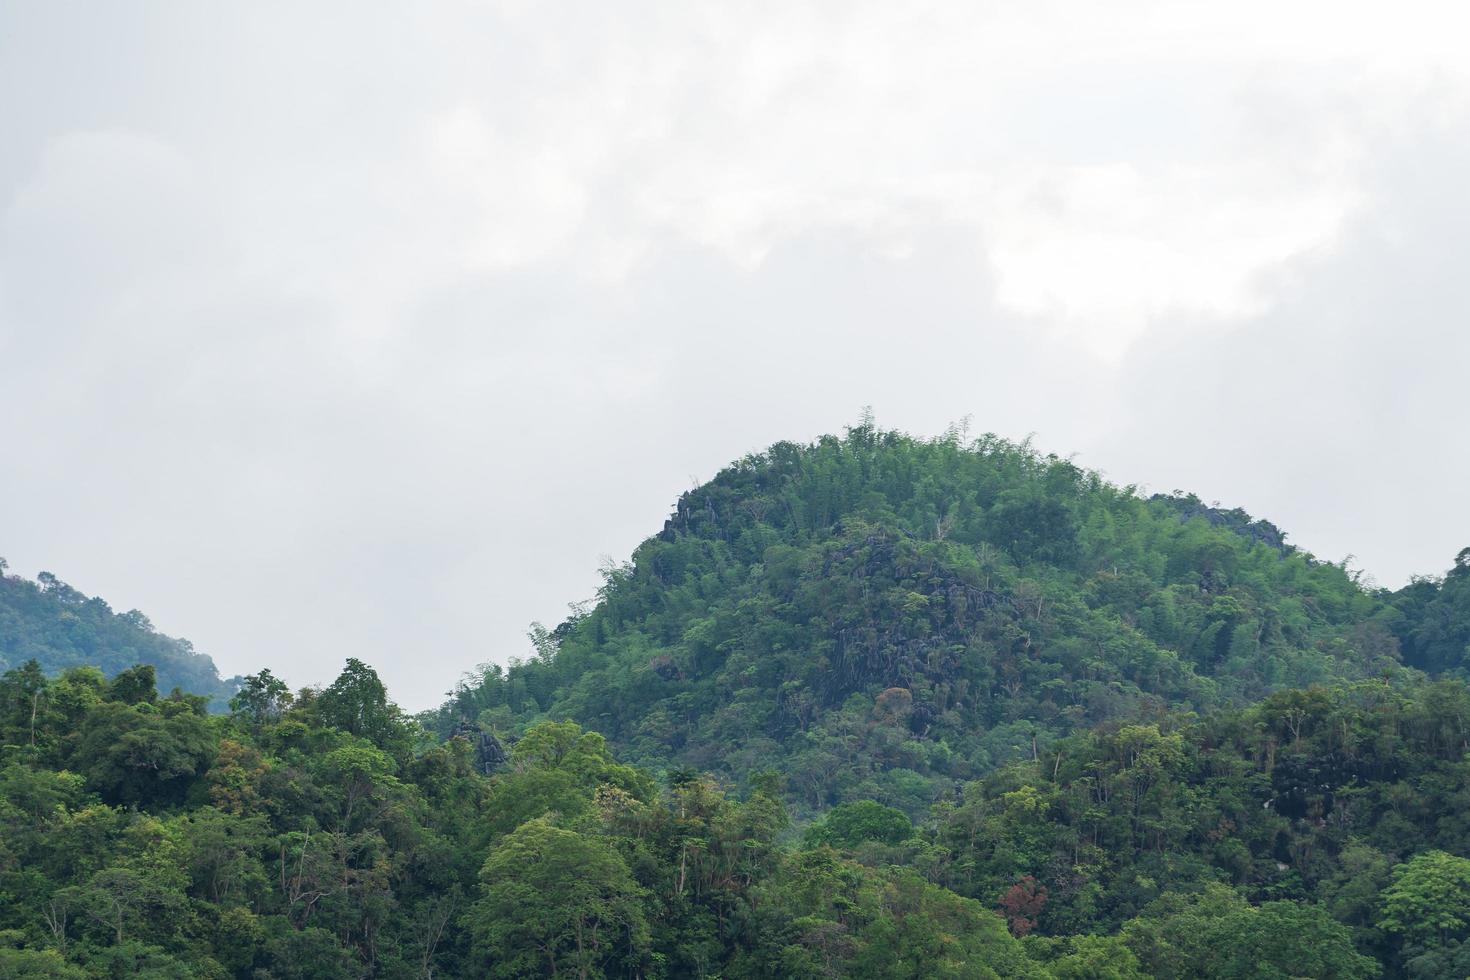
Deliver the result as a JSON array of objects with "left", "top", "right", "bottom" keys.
[
  {"left": 429, "top": 423, "right": 1468, "bottom": 813},
  {"left": 0, "top": 559, "right": 238, "bottom": 705}
]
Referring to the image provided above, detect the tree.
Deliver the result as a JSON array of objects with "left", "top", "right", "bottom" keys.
[
  {"left": 805, "top": 799, "right": 912, "bottom": 848},
  {"left": 850, "top": 868, "right": 1043, "bottom": 979},
  {"left": 319, "top": 744, "right": 397, "bottom": 831},
  {"left": 1120, "top": 886, "right": 1250, "bottom": 979},
  {"left": 315, "top": 659, "right": 406, "bottom": 750},
  {"left": 176, "top": 807, "right": 271, "bottom": 906},
  {"left": 464, "top": 817, "right": 651, "bottom": 978},
  {"left": 229, "top": 669, "right": 293, "bottom": 729},
  {"left": 1123, "top": 888, "right": 1377, "bottom": 980},
  {"left": 1379, "top": 850, "right": 1470, "bottom": 950},
  {"left": 1218, "top": 901, "right": 1378, "bottom": 980},
  {"left": 71, "top": 700, "right": 216, "bottom": 805},
  {"left": 999, "top": 876, "right": 1047, "bottom": 937},
  {"left": 105, "top": 664, "right": 157, "bottom": 705},
  {"left": 1041, "top": 935, "right": 1149, "bottom": 980},
  {"left": 0, "top": 660, "right": 50, "bottom": 747},
  {"left": 0, "top": 947, "right": 88, "bottom": 978}
]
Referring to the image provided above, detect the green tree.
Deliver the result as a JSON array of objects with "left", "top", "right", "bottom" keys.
[
  {"left": 105, "top": 665, "right": 158, "bottom": 706},
  {"left": 1036, "top": 935, "right": 1149, "bottom": 980},
  {"left": 0, "top": 947, "right": 88, "bottom": 978},
  {"left": 1218, "top": 902, "right": 1378, "bottom": 980},
  {"left": 1123, "top": 888, "right": 1376, "bottom": 979},
  {"left": 228, "top": 668, "right": 293, "bottom": 730},
  {"left": 464, "top": 817, "right": 651, "bottom": 978},
  {"left": 315, "top": 658, "right": 407, "bottom": 751},
  {"left": 1379, "top": 850, "right": 1470, "bottom": 950},
  {"left": 805, "top": 799, "right": 913, "bottom": 848},
  {"left": 70, "top": 700, "right": 215, "bottom": 806},
  {"left": 0, "top": 660, "right": 50, "bottom": 747}
]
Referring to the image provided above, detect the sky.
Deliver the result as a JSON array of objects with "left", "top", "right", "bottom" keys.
[{"left": 2, "top": 2, "right": 1468, "bottom": 709}]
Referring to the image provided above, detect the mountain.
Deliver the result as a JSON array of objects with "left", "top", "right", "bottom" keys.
[
  {"left": 429, "top": 423, "right": 1455, "bottom": 815},
  {"left": 4, "top": 424, "right": 1470, "bottom": 977},
  {"left": 0, "top": 560, "right": 237, "bottom": 705}
]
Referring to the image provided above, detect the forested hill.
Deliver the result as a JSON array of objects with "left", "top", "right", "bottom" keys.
[
  {"left": 430, "top": 424, "right": 1467, "bottom": 813},
  {"left": 0, "top": 560, "right": 236, "bottom": 705},
  {"left": 5, "top": 426, "right": 1470, "bottom": 977}
]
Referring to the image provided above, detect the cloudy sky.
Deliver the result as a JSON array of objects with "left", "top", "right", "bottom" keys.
[{"left": 2, "top": 2, "right": 1467, "bottom": 708}]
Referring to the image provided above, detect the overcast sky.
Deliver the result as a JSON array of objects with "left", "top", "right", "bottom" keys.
[{"left": 3, "top": 2, "right": 1468, "bottom": 709}]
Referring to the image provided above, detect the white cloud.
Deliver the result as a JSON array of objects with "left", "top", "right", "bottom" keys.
[{"left": 1, "top": 1, "right": 1468, "bottom": 707}]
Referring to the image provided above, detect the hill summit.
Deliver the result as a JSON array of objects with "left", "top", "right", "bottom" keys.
[{"left": 431, "top": 423, "right": 1446, "bottom": 813}]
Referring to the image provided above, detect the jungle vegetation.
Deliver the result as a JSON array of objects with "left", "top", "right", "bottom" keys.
[{"left": 4, "top": 424, "right": 1469, "bottom": 977}]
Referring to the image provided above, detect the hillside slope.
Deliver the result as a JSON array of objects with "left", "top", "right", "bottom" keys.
[
  {"left": 431, "top": 425, "right": 1445, "bottom": 813},
  {"left": 0, "top": 560, "right": 236, "bottom": 704}
]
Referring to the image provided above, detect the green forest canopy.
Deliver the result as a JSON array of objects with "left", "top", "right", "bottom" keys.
[
  {"left": 3, "top": 423, "right": 1469, "bottom": 977},
  {"left": 10, "top": 656, "right": 1470, "bottom": 976}
]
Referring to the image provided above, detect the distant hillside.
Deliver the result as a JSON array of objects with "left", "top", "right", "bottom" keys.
[
  {"left": 430, "top": 423, "right": 1463, "bottom": 814},
  {"left": 0, "top": 559, "right": 236, "bottom": 705},
  {"left": 1385, "top": 547, "right": 1470, "bottom": 676}
]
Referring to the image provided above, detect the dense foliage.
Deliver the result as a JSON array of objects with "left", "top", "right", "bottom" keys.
[
  {"left": 5, "top": 424, "right": 1469, "bottom": 977},
  {"left": 1387, "top": 548, "right": 1470, "bottom": 677},
  {"left": 929, "top": 678, "right": 1470, "bottom": 975},
  {"left": 7, "top": 658, "right": 1470, "bottom": 977},
  {"left": 430, "top": 425, "right": 1460, "bottom": 816},
  {"left": 0, "top": 562, "right": 236, "bottom": 706},
  {"left": 1, "top": 658, "right": 1054, "bottom": 978}
]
